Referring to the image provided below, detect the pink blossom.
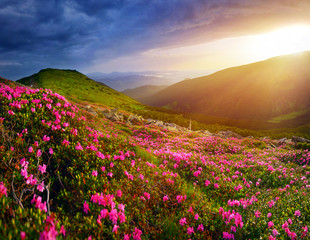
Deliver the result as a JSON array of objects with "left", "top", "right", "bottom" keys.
[
  {"left": 163, "top": 196, "right": 168, "bottom": 202},
  {"left": 49, "top": 148, "right": 54, "bottom": 155},
  {"left": 109, "top": 208, "right": 118, "bottom": 224},
  {"left": 112, "top": 225, "right": 119, "bottom": 234},
  {"left": 294, "top": 210, "right": 301, "bottom": 217},
  {"left": 133, "top": 227, "right": 142, "bottom": 240},
  {"left": 214, "top": 183, "right": 219, "bottom": 189},
  {"left": 194, "top": 214, "right": 199, "bottom": 220},
  {"left": 124, "top": 234, "right": 131, "bottom": 240},
  {"left": 118, "top": 204, "right": 125, "bottom": 212},
  {"left": 268, "top": 221, "right": 274, "bottom": 228},
  {"left": 0, "top": 182, "right": 8, "bottom": 197},
  {"left": 37, "top": 182, "right": 45, "bottom": 192},
  {"left": 272, "top": 229, "right": 279, "bottom": 236},
  {"left": 92, "top": 170, "right": 98, "bottom": 177},
  {"left": 60, "top": 225, "right": 66, "bottom": 236},
  {"left": 21, "top": 231, "right": 26, "bottom": 240},
  {"left": 75, "top": 142, "right": 83, "bottom": 151},
  {"left": 28, "top": 146, "right": 33, "bottom": 153},
  {"left": 100, "top": 209, "right": 109, "bottom": 218},
  {"left": 37, "top": 149, "right": 42, "bottom": 157},
  {"left": 179, "top": 217, "right": 187, "bottom": 226},
  {"left": 119, "top": 212, "right": 126, "bottom": 223},
  {"left": 117, "top": 190, "right": 122, "bottom": 198},
  {"left": 267, "top": 212, "right": 272, "bottom": 218},
  {"left": 205, "top": 179, "right": 211, "bottom": 186},
  {"left": 39, "top": 164, "right": 47, "bottom": 174},
  {"left": 255, "top": 210, "right": 261, "bottom": 218},
  {"left": 187, "top": 226, "right": 194, "bottom": 235},
  {"left": 83, "top": 201, "right": 90, "bottom": 214},
  {"left": 197, "top": 224, "right": 204, "bottom": 232}
]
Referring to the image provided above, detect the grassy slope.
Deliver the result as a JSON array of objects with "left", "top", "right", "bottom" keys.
[
  {"left": 122, "top": 85, "right": 168, "bottom": 100},
  {"left": 13, "top": 69, "right": 310, "bottom": 138},
  {"left": 1, "top": 82, "right": 309, "bottom": 240},
  {"left": 142, "top": 52, "right": 310, "bottom": 128},
  {"left": 17, "top": 68, "right": 143, "bottom": 111}
]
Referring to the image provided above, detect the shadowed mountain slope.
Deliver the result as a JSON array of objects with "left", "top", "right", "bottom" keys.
[{"left": 142, "top": 52, "right": 310, "bottom": 127}]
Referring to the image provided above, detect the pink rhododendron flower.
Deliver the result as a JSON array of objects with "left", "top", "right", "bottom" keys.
[
  {"left": 117, "top": 190, "right": 122, "bottom": 198},
  {"left": 163, "top": 196, "right": 168, "bottom": 202},
  {"left": 268, "top": 221, "right": 274, "bottom": 228},
  {"left": 60, "top": 225, "right": 66, "bottom": 236},
  {"left": 21, "top": 231, "right": 26, "bottom": 240},
  {"left": 0, "top": 182, "right": 8, "bottom": 197},
  {"left": 124, "top": 234, "right": 131, "bottom": 240},
  {"left": 49, "top": 148, "right": 54, "bottom": 155},
  {"left": 37, "top": 181, "right": 45, "bottom": 192},
  {"left": 179, "top": 217, "right": 187, "bottom": 226},
  {"left": 39, "top": 164, "right": 47, "bottom": 174},
  {"left": 83, "top": 201, "right": 90, "bottom": 214},
  {"left": 37, "top": 149, "right": 42, "bottom": 157},
  {"left": 133, "top": 227, "right": 142, "bottom": 240},
  {"left": 294, "top": 210, "right": 301, "bottom": 217},
  {"left": 112, "top": 225, "right": 119, "bottom": 234},
  {"left": 187, "top": 226, "right": 194, "bottom": 235},
  {"left": 92, "top": 170, "right": 98, "bottom": 177},
  {"left": 197, "top": 224, "right": 204, "bottom": 232},
  {"left": 255, "top": 210, "right": 261, "bottom": 218}
]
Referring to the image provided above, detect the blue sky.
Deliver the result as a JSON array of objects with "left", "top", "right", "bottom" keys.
[{"left": 1, "top": 0, "right": 310, "bottom": 80}]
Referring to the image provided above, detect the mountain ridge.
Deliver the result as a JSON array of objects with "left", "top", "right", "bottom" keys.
[{"left": 141, "top": 52, "right": 310, "bottom": 128}]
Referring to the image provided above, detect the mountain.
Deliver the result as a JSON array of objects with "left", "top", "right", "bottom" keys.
[
  {"left": 87, "top": 70, "right": 213, "bottom": 91},
  {"left": 87, "top": 71, "right": 175, "bottom": 91},
  {"left": 17, "top": 68, "right": 141, "bottom": 109},
  {"left": 142, "top": 52, "right": 310, "bottom": 128},
  {"left": 121, "top": 85, "right": 168, "bottom": 100}
]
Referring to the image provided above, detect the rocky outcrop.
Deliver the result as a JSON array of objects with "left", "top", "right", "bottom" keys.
[
  {"left": 292, "top": 136, "right": 310, "bottom": 144},
  {"left": 127, "top": 114, "right": 144, "bottom": 125},
  {"left": 215, "top": 131, "right": 243, "bottom": 139},
  {"left": 83, "top": 105, "right": 98, "bottom": 117},
  {"left": 100, "top": 108, "right": 124, "bottom": 122}
]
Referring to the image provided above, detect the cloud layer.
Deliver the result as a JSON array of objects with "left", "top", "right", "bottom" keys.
[{"left": 1, "top": 0, "right": 310, "bottom": 79}]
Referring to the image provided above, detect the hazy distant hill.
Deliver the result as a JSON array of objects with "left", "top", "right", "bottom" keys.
[
  {"left": 142, "top": 52, "right": 310, "bottom": 127},
  {"left": 87, "top": 72, "right": 176, "bottom": 91},
  {"left": 17, "top": 68, "right": 141, "bottom": 109},
  {"left": 122, "top": 85, "right": 168, "bottom": 100}
]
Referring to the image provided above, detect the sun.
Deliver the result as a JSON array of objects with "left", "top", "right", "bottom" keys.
[{"left": 249, "top": 25, "right": 310, "bottom": 60}]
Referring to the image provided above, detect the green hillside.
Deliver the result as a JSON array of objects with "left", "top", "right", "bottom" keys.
[
  {"left": 1, "top": 77, "right": 310, "bottom": 240},
  {"left": 17, "top": 68, "right": 142, "bottom": 110},
  {"left": 122, "top": 85, "right": 168, "bottom": 100},
  {"left": 142, "top": 52, "right": 310, "bottom": 129}
]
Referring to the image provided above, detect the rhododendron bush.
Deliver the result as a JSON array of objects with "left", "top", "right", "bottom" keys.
[{"left": 0, "top": 81, "right": 309, "bottom": 239}]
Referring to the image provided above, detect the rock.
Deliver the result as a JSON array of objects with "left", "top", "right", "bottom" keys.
[
  {"left": 292, "top": 136, "right": 310, "bottom": 144},
  {"left": 100, "top": 108, "right": 123, "bottom": 122},
  {"left": 153, "top": 120, "right": 164, "bottom": 126},
  {"left": 110, "top": 108, "right": 118, "bottom": 114},
  {"left": 215, "top": 131, "right": 242, "bottom": 139},
  {"left": 83, "top": 105, "right": 98, "bottom": 117},
  {"left": 127, "top": 114, "right": 144, "bottom": 125},
  {"left": 145, "top": 119, "right": 156, "bottom": 125}
]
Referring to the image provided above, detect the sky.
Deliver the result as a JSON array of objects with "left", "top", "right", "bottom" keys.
[{"left": 1, "top": 0, "right": 310, "bottom": 80}]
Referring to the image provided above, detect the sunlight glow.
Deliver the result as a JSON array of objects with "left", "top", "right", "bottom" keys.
[{"left": 248, "top": 25, "right": 310, "bottom": 60}]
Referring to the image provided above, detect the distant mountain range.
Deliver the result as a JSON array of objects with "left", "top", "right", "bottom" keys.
[
  {"left": 87, "top": 71, "right": 213, "bottom": 91},
  {"left": 121, "top": 85, "right": 168, "bottom": 100},
  {"left": 141, "top": 52, "right": 310, "bottom": 128}
]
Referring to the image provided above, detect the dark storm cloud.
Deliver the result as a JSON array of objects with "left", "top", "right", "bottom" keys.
[{"left": 1, "top": 0, "right": 310, "bottom": 79}]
